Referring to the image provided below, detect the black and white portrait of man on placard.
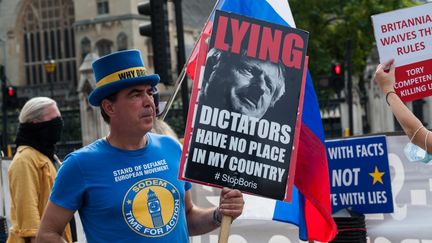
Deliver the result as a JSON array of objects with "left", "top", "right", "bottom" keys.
[{"left": 200, "top": 48, "right": 287, "bottom": 120}]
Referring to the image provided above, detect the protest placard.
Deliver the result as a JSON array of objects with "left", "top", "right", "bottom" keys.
[
  {"left": 326, "top": 135, "right": 394, "bottom": 213},
  {"left": 372, "top": 4, "right": 432, "bottom": 102},
  {"left": 179, "top": 10, "right": 309, "bottom": 202}
]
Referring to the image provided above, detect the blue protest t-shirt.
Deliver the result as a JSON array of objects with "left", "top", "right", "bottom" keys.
[{"left": 50, "top": 133, "right": 192, "bottom": 243}]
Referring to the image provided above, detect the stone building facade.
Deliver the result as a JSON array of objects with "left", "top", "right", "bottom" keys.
[
  {"left": 1, "top": 0, "right": 430, "bottom": 144},
  {"left": 0, "top": 0, "right": 213, "bottom": 148}
]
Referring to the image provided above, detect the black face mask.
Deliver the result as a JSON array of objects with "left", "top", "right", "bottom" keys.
[{"left": 15, "top": 116, "right": 64, "bottom": 160}]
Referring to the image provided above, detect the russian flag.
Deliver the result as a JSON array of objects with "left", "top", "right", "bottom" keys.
[{"left": 185, "top": 0, "right": 337, "bottom": 241}]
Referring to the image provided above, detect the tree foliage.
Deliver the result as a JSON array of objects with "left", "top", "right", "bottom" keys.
[{"left": 289, "top": 0, "right": 419, "bottom": 97}]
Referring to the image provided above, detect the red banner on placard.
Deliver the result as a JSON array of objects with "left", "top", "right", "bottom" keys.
[{"left": 394, "top": 59, "right": 432, "bottom": 102}]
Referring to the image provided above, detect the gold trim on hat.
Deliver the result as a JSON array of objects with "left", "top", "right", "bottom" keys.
[{"left": 96, "top": 67, "right": 148, "bottom": 88}]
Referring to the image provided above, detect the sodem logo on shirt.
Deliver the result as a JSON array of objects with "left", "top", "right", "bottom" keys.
[{"left": 122, "top": 178, "right": 181, "bottom": 237}]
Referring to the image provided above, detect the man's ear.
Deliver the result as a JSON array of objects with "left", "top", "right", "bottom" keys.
[{"left": 101, "top": 99, "right": 114, "bottom": 115}]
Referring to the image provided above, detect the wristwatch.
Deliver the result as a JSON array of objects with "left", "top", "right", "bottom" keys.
[{"left": 213, "top": 207, "right": 222, "bottom": 226}]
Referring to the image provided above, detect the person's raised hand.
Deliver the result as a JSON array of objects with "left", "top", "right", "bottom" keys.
[{"left": 374, "top": 59, "right": 396, "bottom": 94}]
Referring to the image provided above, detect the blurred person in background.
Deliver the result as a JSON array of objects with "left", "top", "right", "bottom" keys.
[
  {"left": 375, "top": 59, "right": 432, "bottom": 163},
  {"left": 151, "top": 119, "right": 179, "bottom": 141},
  {"left": 7, "top": 97, "right": 72, "bottom": 243}
]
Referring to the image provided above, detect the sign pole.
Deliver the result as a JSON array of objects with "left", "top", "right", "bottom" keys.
[{"left": 218, "top": 215, "right": 232, "bottom": 243}]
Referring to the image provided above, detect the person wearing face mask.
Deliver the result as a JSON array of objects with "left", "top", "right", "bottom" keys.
[
  {"left": 7, "top": 97, "right": 72, "bottom": 243},
  {"left": 375, "top": 59, "right": 432, "bottom": 163}
]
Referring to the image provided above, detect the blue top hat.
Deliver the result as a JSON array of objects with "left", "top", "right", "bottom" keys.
[{"left": 88, "top": 49, "right": 160, "bottom": 106}]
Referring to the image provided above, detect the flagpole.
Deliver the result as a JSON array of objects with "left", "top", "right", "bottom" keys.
[
  {"left": 218, "top": 215, "right": 232, "bottom": 243},
  {"left": 160, "top": 66, "right": 187, "bottom": 121},
  {"left": 160, "top": 0, "right": 222, "bottom": 121}
]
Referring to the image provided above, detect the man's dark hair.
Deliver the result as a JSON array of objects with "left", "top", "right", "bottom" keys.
[{"left": 100, "top": 92, "right": 118, "bottom": 124}]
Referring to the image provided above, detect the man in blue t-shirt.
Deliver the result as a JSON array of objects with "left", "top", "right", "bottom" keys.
[{"left": 37, "top": 50, "right": 244, "bottom": 243}]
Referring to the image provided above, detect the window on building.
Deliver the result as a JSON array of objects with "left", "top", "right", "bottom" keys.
[
  {"left": 97, "top": 0, "right": 109, "bottom": 15},
  {"left": 96, "top": 39, "right": 112, "bottom": 57},
  {"left": 22, "top": 0, "right": 76, "bottom": 86},
  {"left": 323, "top": 117, "right": 342, "bottom": 139},
  {"left": 81, "top": 37, "right": 91, "bottom": 60},
  {"left": 117, "top": 33, "right": 128, "bottom": 51},
  {"left": 145, "top": 38, "right": 154, "bottom": 69}
]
